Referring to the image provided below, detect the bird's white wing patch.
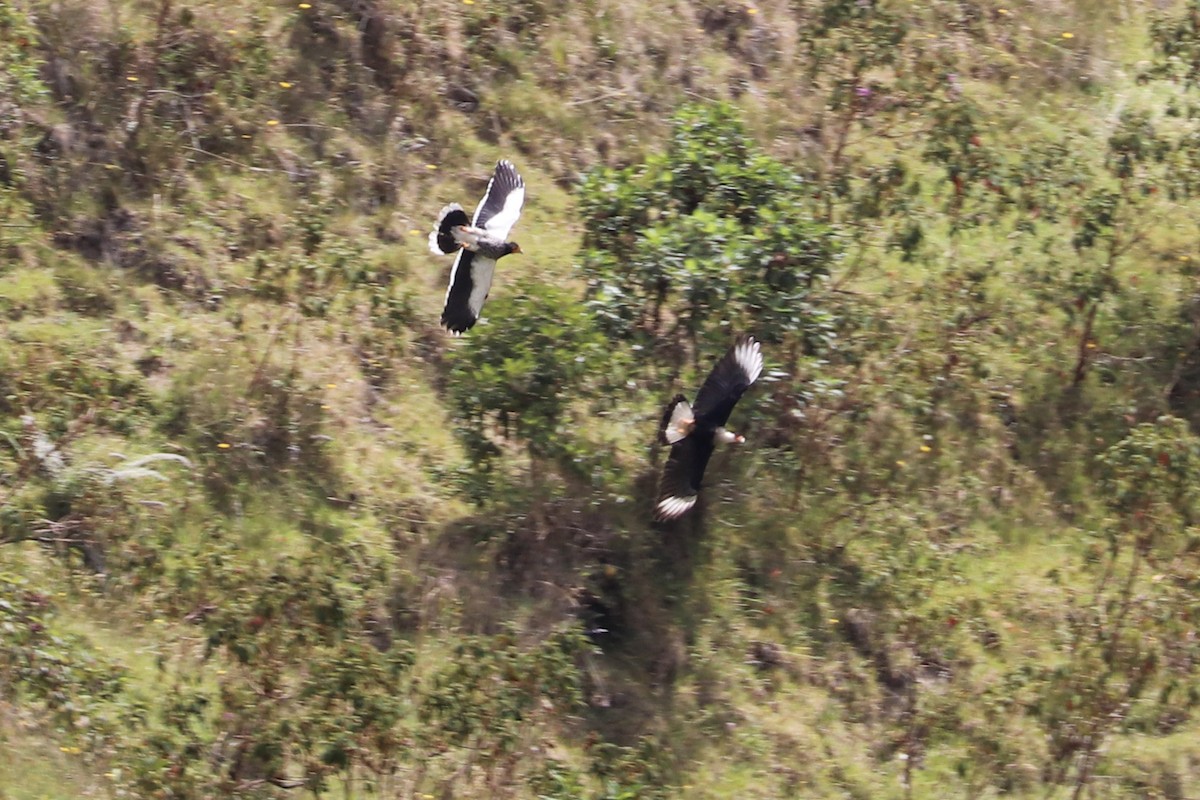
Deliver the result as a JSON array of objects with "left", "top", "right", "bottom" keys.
[
  {"left": 467, "top": 256, "right": 497, "bottom": 318},
  {"left": 655, "top": 495, "right": 697, "bottom": 521},
  {"left": 663, "top": 399, "right": 694, "bottom": 444},
  {"left": 482, "top": 184, "right": 525, "bottom": 241},
  {"left": 734, "top": 337, "right": 764, "bottom": 385},
  {"left": 470, "top": 160, "right": 525, "bottom": 240}
]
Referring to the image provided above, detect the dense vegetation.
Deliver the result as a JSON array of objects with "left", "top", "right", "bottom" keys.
[{"left": 4, "top": 0, "right": 1200, "bottom": 797}]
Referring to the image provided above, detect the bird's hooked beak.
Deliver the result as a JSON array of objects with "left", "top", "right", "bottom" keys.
[{"left": 510, "top": 242, "right": 523, "bottom": 254}]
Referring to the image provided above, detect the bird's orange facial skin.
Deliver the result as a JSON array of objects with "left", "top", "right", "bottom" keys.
[{"left": 510, "top": 243, "right": 523, "bottom": 254}]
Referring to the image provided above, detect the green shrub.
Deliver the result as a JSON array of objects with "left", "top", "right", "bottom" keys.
[
  {"left": 579, "top": 102, "right": 840, "bottom": 351},
  {"left": 447, "top": 280, "right": 610, "bottom": 490}
]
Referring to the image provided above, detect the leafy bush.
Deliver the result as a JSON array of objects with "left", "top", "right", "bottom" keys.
[
  {"left": 0, "top": 573, "right": 127, "bottom": 743},
  {"left": 446, "top": 280, "right": 610, "bottom": 486},
  {"left": 160, "top": 352, "right": 334, "bottom": 502},
  {"left": 418, "top": 625, "right": 588, "bottom": 796},
  {"left": 578, "top": 102, "right": 840, "bottom": 351},
  {"left": 1099, "top": 416, "right": 1200, "bottom": 532},
  {"left": 0, "top": 3, "right": 47, "bottom": 106}
]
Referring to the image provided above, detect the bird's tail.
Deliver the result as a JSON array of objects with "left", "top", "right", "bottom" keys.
[{"left": 429, "top": 203, "right": 471, "bottom": 254}]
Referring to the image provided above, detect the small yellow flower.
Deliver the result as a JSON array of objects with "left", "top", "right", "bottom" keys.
[
  {"left": 896, "top": 459, "right": 907, "bottom": 467},
  {"left": 320, "top": 404, "right": 330, "bottom": 410},
  {"left": 425, "top": 163, "right": 438, "bottom": 170},
  {"left": 266, "top": 119, "right": 279, "bottom": 126},
  {"left": 226, "top": 29, "right": 238, "bottom": 34},
  {"left": 1061, "top": 32, "right": 1074, "bottom": 39},
  {"left": 326, "top": 382, "right": 337, "bottom": 388},
  {"left": 997, "top": 8, "right": 1009, "bottom": 14},
  {"left": 463, "top": 0, "right": 474, "bottom": 4},
  {"left": 217, "top": 442, "right": 232, "bottom": 449},
  {"left": 746, "top": 6, "right": 758, "bottom": 14},
  {"left": 298, "top": 2, "right": 312, "bottom": 7},
  {"left": 279, "top": 81, "right": 293, "bottom": 89},
  {"left": 126, "top": 76, "right": 139, "bottom": 82},
  {"left": 920, "top": 445, "right": 932, "bottom": 453},
  {"left": 1086, "top": 341, "right": 1096, "bottom": 349},
  {"left": 409, "top": 229, "right": 421, "bottom": 235}
]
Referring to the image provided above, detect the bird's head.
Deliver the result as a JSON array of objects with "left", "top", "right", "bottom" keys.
[
  {"left": 508, "top": 242, "right": 523, "bottom": 255},
  {"left": 715, "top": 427, "right": 744, "bottom": 445}
]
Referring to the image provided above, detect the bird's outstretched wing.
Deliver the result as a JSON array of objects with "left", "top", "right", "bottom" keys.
[
  {"left": 441, "top": 251, "right": 496, "bottom": 334},
  {"left": 654, "top": 436, "right": 715, "bottom": 521},
  {"left": 691, "top": 335, "right": 763, "bottom": 427},
  {"left": 473, "top": 160, "right": 525, "bottom": 240}
]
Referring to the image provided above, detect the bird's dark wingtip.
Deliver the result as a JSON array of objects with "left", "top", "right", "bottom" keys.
[
  {"left": 653, "top": 494, "right": 697, "bottom": 521},
  {"left": 492, "top": 159, "right": 524, "bottom": 189},
  {"left": 731, "top": 335, "right": 764, "bottom": 385}
]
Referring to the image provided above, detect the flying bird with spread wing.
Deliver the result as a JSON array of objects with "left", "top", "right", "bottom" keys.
[
  {"left": 429, "top": 160, "right": 526, "bottom": 334},
  {"left": 654, "top": 335, "right": 764, "bottom": 521}
]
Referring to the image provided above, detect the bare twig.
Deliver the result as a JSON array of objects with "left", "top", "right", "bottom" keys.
[
  {"left": 566, "top": 90, "right": 627, "bottom": 107},
  {"left": 180, "top": 145, "right": 278, "bottom": 174}
]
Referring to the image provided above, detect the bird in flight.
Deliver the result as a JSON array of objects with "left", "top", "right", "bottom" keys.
[
  {"left": 429, "top": 160, "right": 526, "bottom": 334},
  {"left": 654, "top": 335, "right": 764, "bottom": 521}
]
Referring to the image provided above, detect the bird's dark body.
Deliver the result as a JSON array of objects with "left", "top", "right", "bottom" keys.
[
  {"left": 661, "top": 434, "right": 716, "bottom": 503},
  {"left": 440, "top": 240, "right": 518, "bottom": 333},
  {"left": 441, "top": 257, "right": 484, "bottom": 333}
]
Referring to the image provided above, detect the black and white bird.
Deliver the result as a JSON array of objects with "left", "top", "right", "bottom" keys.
[
  {"left": 654, "top": 335, "right": 764, "bottom": 521},
  {"left": 429, "top": 160, "right": 525, "bottom": 334}
]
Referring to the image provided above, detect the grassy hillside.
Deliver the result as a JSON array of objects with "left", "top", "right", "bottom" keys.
[{"left": 3, "top": 0, "right": 1200, "bottom": 797}]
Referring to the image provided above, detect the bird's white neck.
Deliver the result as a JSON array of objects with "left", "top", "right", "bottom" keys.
[{"left": 715, "top": 427, "right": 744, "bottom": 444}]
